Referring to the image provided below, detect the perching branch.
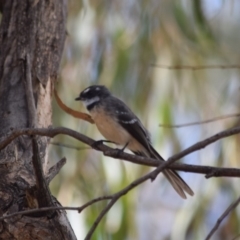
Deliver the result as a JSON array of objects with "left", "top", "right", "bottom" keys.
[{"left": 1, "top": 126, "right": 240, "bottom": 177}]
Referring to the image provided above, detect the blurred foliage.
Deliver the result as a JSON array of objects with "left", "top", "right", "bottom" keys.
[{"left": 49, "top": 0, "right": 240, "bottom": 239}]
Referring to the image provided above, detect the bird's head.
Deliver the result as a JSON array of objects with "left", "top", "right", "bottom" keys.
[{"left": 75, "top": 85, "right": 111, "bottom": 110}]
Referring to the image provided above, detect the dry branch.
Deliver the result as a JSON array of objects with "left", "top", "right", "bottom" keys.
[
  {"left": 54, "top": 89, "right": 94, "bottom": 124},
  {"left": 151, "top": 64, "right": 240, "bottom": 70},
  {"left": 159, "top": 112, "right": 240, "bottom": 128},
  {"left": 1, "top": 127, "right": 240, "bottom": 177},
  {"left": 205, "top": 195, "right": 240, "bottom": 240}
]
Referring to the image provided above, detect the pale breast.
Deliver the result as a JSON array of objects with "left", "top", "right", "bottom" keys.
[
  {"left": 90, "top": 106, "right": 148, "bottom": 154},
  {"left": 90, "top": 107, "right": 131, "bottom": 145}
]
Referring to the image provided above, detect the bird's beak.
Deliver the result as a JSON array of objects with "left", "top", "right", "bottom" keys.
[{"left": 75, "top": 96, "right": 82, "bottom": 101}]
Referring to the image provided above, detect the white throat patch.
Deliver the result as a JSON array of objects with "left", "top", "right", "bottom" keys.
[{"left": 82, "top": 96, "right": 100, "bottom": 108}]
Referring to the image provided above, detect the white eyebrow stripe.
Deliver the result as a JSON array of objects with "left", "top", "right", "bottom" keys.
[{"left": 83, "top": 88, "right": 90, "bottom": 93}]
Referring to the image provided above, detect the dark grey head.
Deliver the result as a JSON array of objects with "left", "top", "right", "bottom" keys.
[{"left": 75, "top": 85, "right": 111, "bottom": 110}]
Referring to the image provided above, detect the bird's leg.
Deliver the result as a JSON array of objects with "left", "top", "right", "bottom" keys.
[
  {"left": 114, "top": 142, "right": 129, "bottom": 158},
  {"left": 121, "top": 142, "right": 129, "bottom": 152},
  {"left": 91, "top": 140, "right": 116, "bottom": 150}
]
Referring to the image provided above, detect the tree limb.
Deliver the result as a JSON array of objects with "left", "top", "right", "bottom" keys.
[
  {"left": 1, "top": 127, "right": 240, "bottom": 178},
  {"left": 24, "top": 54, "right": 54, "bottom": 212},
  {"left": 30, "top": 138, "right": 54, "bottom": 210}
]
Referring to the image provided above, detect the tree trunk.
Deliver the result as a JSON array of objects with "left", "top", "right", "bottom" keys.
[{"left": 0, "top": 0, "right": 77, "bottom": 239}]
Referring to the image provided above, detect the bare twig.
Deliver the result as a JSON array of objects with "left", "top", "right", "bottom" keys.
[
  {"left": 85, "top": 166, "right": 161, "bottom": 240},
  {"left": 87, "top": 142, "right": 194, "bottom": 239},
  {"left": 31, "top": 137, "right": 53, "bottom": 209},
  {"left": 87, "top": 131, "right": 224, "bottom": 239},
  {"left": 163, "top": 126, "right": 240, "bottom": 165},
  {"left": 0, "top": 195, "right": 112, "bottom": 221},
  {"left": 150, "top": 64, "right": 240, "bottom": 70},
  {"left": 170, "top": 163, "right": 240, "bottom": 178},
  {"left": 46, "top": 157, "right": 67, "bottom": 184},
  {"left": 205, "top": 195, "right": 240, "bottom": 240},
  {"left": 159, "top": 113, "right": 240, "bottom": 128}
]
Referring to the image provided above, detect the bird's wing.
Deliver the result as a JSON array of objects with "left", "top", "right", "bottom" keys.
[{"left": 112, "top": 99, "right": 151, "bottom": 154}]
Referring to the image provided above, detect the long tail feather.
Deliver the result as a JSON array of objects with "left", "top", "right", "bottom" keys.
[{"left": 148, "top": 145, "right": 194, "bottom": 199}]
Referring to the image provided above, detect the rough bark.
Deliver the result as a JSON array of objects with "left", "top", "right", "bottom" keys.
[{"left": 0, "top": 0, "right": 77, "bottom": 239}]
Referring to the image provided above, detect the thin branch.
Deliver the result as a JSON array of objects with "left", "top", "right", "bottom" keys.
[
  {"left": 159, "top": 113, "right": 240, "bottom": 128},
  {"left": 1, "top": 127, "right": 240, "bottom": 177},
  {"left": 168, "top": 163, "right": 240, "bottom": 178},
  {"left": 150, "top": 64, "right": 240, "bottom": 70},
  {"left": 0, "top": 195, "right": 112, "bottom": 221},
  {"left": 85, "top": 165, "right": 164, "bottom": 240},
  {"left": 87, "top": 137, "right": 212, "bottom": 239},
  {"left": 205, "top": 195, "right": 240, "bottom": 240},
  {"left": 31, "top": 137, "right": 53, "bottom": 210},
  {"left": 87, "top": 134, "right": 216, "bottom": 239},
  {"left": 46, "top": 157, "right": 67, "bottom": 184},
  {"left": 163, "top": 126, "right": 240, "bottom": 166},
  {"left": 0, "top": 127, "right": 95, "bottom": 152}
]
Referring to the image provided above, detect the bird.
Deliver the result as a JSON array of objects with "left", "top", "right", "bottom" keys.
[{"left": 75, "top": 85, "right": 194, "bottom": 199}]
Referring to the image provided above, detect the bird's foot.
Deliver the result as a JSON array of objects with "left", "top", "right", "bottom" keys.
[
  {"left": 114, "top": 142, "right": 129, "bottom": 158},
  {"left": 91, "top": 140, "right": 116, "bottom": 150}
]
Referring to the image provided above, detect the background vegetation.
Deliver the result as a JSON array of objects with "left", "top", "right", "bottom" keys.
[{"left": 49, "top": 1, "right": 240, "bottom": 239}]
